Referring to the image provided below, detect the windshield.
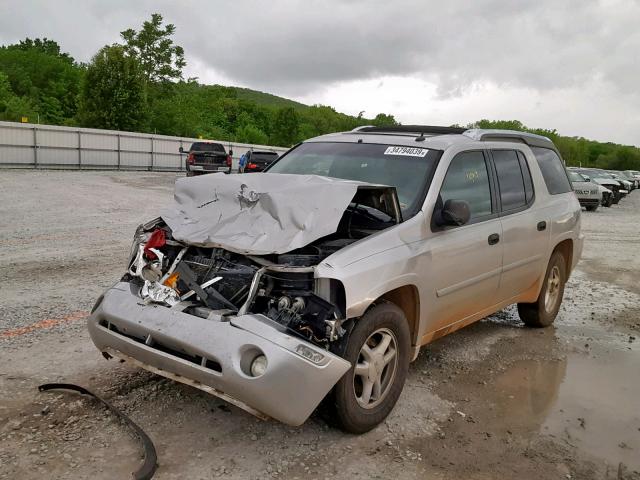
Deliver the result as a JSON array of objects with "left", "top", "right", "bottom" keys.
[
  {"left": 267, "top": 142, "right": 441, "bottom": 215},
  {"left": 568, "top": 171, "right": 584, "bottom": 182}
]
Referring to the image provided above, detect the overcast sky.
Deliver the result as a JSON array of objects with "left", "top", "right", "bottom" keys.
[{"left": 1, "top": 0, "right": 638, "bottom": 145}]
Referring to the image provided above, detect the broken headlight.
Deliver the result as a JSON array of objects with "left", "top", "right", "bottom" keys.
[
  {"left": 127, "top": 218, "right": 166, "bottom": 269},
  {"left": 127, "top": 224, "right": 151, "bottom": 267}
]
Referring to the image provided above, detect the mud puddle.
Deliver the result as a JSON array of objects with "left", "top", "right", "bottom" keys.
[{"left": 494, "top": 346, "right": 640, "bottom": 471}]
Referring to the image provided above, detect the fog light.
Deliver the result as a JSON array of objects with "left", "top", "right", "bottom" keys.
[{"left": 250, "top": 355, "right": 268, "bottom": 377}]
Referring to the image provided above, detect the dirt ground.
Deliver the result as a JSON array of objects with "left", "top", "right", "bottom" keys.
[{"left": 1, "top": 170, "right": 639, "bottom": 480}]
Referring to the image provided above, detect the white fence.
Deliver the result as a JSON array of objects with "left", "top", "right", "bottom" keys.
[{"left": 0, "top": 121, "right": 289, "bottom": 171}]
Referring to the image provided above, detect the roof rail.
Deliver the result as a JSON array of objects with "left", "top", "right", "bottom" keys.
[
  {"left": 351, "top": 125, "right": 467, "bottom": 135},
  {"left": 463, "top": 129, "right": 554, "bottom": 149}
]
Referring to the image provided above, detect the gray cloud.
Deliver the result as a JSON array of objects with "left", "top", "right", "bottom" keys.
[
  {"left": 2, "top": 0, "right": 638, "bottom": 96},
  {"left": 0, "top": 0, "right": 638, "bottom": 143},
  {"left": 174, "top": 0, "right": 638, "bottom": 99}
]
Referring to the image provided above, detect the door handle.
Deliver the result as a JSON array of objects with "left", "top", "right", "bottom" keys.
[
  {"left": 537, "top": 221, "right": 547, "bottom": 231},
  {"left": 488, "top": 233, "right": 500, "bottom": 245}
]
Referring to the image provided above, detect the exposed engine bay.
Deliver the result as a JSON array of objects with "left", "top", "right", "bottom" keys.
[{"left": 126, "top": 183, "right": 401, "bottom": 350}]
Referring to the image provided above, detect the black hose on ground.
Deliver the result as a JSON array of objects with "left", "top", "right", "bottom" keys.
[{"left": 38, "top": 382, "right": 158, "bottom": 480}]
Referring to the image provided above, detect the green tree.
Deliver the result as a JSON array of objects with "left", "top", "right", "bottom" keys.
[
  {"left": 0, "top": 71, "right": 13, "bottom": 108},
  {"left": 14, "top": 38, "right": 74, "bottom": 63},
  {"left": 78, "top": 45, "right": 148, "bottom": 131},
  {"left": 236, "top": 124, "right": 269, "bottom": 145},
  {"left": 372, "top": 113, "right": 398, "bottom": 126},
  {"left": 120, "top": 13, "right": 186, "bottom": 83},
  {"left": 271, "top": 107, "right": 299, "bottom": 146},
  {"left": 0, "top": 71, "right": 36, "bottom": 121},
  {"left": 0, "top": 38, "right": 82, "bottom": 123}
]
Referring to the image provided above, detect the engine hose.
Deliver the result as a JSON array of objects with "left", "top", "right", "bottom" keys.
[{"left": 38, "top": 383, "right": 157, "bottom": 480}]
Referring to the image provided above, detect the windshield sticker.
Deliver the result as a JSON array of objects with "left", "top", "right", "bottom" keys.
[{"left": 384, "top": 146, "right": 428, "bottom": 157}]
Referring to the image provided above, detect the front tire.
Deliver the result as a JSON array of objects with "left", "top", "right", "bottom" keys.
[
  {"left": 585, "top": 204, "right": 598, "bottom": 212},
  {"left": 518, "top": 251, "right": 567, "bottom": 328},
  {"left": 332, "top": 303, "right": 410, "bottom": 433},
  {"left": 612, "top": 187, "right": 621, "bottom": 204}
]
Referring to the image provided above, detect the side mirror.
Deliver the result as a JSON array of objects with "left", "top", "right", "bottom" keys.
[
  {"left": 584, "top": 175, "right": 590, "bottom": 182},
  {"left": 179, "top": 146, "right": 184, "bottom": 153},
  {"left": 438, "top": 199, "right": 471, "bottom": 227}
]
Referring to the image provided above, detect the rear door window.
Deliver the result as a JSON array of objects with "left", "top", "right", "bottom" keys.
[
  {"left": 492, "top": 150, "right": 527, "bottom": 211},
  {"left": 530, "top": 147, "right": 572, "bottom": 194},
  {"left": 439, "top": 151, "right": 493, "bottom": 221}
]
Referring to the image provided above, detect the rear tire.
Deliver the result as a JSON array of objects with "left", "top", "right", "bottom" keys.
[
  {"left": 518, "top": 251, "right": 566, "bottom": 328},
  {"left": 331, "top": 303, "right": 410, "bottom": 434}
]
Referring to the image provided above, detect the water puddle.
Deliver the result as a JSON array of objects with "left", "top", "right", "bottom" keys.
[{"left": 494, "top": 347, "right": 640, "bottom": 470}]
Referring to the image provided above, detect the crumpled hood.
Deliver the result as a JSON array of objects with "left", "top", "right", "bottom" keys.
[
  {"left": 162, "top": 173, "right": 365, "bottom": 255},
  {"left": 592, "top": 178, "right": 620, "bottom": 187}
]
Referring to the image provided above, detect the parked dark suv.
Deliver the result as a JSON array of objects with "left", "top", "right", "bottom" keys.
[
  {"left": 180, "top": 142, "right": 232, "bottom": 176},
  {"left": 243, "top": 150, "right": 279, "bottom": 172}
]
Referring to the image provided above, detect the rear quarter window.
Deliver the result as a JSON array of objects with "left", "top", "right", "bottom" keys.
[{"left": 530, "top": 147, "right": 572, "bottom": 195}]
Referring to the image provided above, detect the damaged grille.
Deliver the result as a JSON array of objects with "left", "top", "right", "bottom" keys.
[{"left": 99, "top": 319, "right": 222, "bottom": 373}]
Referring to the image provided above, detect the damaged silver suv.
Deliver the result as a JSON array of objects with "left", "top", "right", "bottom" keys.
[{"left": 89, "top": 126, "right": 583, "bottom": 433}]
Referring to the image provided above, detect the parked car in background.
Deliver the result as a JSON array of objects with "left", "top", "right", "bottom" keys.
[
  {"left": 243, "top": 150, "right": 280, "bottom": 172},
  {"left": 568, "top": 171, "right": 607, "bottom": 210},
  {"left": 627, "top": 170, "right": 640, "bottom": 184},
  {"left": 607, "top": 171, "right": 634, "bottom": 192},
  {"left": 89, "top": 126, "right": 582, "bottom": 433},
  {"left": 571, "top": 168, "right": 626, "bottom": 204},
  {"left": 180, "top": 142, "right": 233, "bottom": 176},
  {"left": 616, "top": 170, "right": 639, "bottom": 190}
]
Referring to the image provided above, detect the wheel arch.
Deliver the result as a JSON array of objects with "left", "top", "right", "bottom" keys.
[
  {"left": 376, "top": 285, "right": 421, "bottom": 352},
  {"left": 553, "top": 239, "right": 573, "bottom": 278}
]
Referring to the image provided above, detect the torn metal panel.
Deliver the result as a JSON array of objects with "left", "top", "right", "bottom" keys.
[{"left": 162, "top": 173, "right": 379, "bottom": 255}]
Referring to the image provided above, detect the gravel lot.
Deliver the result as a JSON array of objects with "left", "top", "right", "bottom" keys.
[{"left": 1, "top": 171, "right": 639, "bottom": 479}]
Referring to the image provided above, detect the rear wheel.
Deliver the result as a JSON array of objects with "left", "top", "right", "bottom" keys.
[
  {"left": 518, "top": 251, "right": 567, "bottom": 328},
  {"left": 331, "top": 303, "right": 410, "bottom": 433}
]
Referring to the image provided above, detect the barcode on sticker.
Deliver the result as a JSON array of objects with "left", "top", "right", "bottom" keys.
[{"left": 384, "top": 146, "right": 428, "bottom": 157}]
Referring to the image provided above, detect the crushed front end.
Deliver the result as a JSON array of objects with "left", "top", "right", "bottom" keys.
[
  {"left": 88, "top": 173, "right": 402, "bottom": 425},
  {"left": 89, "top": 220, "right": 360, "bottom": 425}
]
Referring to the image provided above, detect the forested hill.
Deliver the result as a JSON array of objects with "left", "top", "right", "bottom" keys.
[
  {"left": 0, "top": 29, "right": 638, "bottom": 170},
  {"left": 230, "top": 87, "right": 308, "bottom": 110}
]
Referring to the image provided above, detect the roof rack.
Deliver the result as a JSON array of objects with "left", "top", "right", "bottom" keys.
[
  {"left": 462, "top": 129, "right": 554, "bottom": 149},
  {"left": 351, "top": 125, "right": 467, "bottom": 135},
  {"left": 348, "top": 126, "right": 558, "bottom": 151}
]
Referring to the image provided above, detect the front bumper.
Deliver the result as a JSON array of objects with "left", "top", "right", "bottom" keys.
[
  {"left": 578, "top": 198, "right": 600, "bottom": 207},
  {"left": 88, "top": 282, "right": 351, "bottom": 426}
]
